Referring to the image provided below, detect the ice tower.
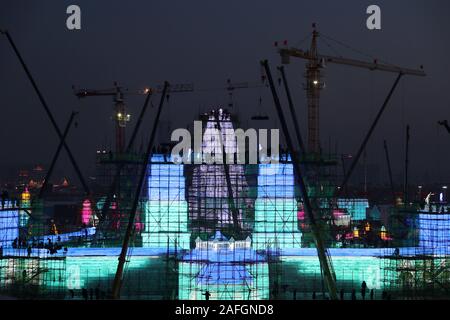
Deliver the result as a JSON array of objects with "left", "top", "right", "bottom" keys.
[
  {"left": 142, "top": 154, "right": 190, "bottom": 249},
  {"left": 252, "top": 155, "right": 302, "bottom": 249},
  {"left": 188, "top": 109, "right": 252, "bottom": 237}
]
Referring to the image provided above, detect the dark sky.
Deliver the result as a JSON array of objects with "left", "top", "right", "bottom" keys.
[{"left": 1, "top": 0, "right": 449, "bottom": 186}]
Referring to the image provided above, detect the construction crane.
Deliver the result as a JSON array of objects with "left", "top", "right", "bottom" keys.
[
  {"left": 275, "top": 24, "right": 426, "bottom": 299},
  {"left": 76, "top": 82, "right": 194, "bottom": 230},
  {"left": 278, "top": 23, "right": 426, "bottom": 156},
  {"left": 112, "top": 82, "right": 170, "bottom": 299},
  {"left": 74, "top": 83, "right": 145, "bottom": 153},
  {"left": 222, "top": 78, "right": 267, "bottom": 110},
  {"left": 279, "top": 24, "right": 426, "bottom": 193},
  {"left": 74, "top": 82, "right": 193, "bottom": 153}
]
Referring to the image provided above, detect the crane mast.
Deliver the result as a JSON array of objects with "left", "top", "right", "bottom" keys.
[
  {"left": 305, "top": 26, "right": 323, "bottom": 154},
  {"left": 114, "top": 89, "right": 128, "bottom": 154},
  {"left": 75, "top": 83, "right": 135, "bottom": 153}
]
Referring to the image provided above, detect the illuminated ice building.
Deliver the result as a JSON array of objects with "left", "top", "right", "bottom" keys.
[
  {"left": 179, "top": 109, "right": 287, "bottom": 299},
  {"left": 187, "top": 109, "right": 250, "bottom": 236},
  {"left": 142, "top": 153, "right": 190, "bottom": 249},
  {"left": 1, "top": 108, "right": 450, "bottom": 300}
]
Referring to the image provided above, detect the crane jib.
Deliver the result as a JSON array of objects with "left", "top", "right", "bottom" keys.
[{"left": 278, "top": 48, "right": 426, "bottom": 77}]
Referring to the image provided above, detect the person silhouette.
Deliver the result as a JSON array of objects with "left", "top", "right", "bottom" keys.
[
  {"left": 203, "top": 290, "right": 211, "bottom": 300},
  {"left": 361, "top": 281, "right": 367, "bottom": 300}
]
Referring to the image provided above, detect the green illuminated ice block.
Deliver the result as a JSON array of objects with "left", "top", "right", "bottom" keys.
[
  {"left": 252, "top": 161, "right": 302, "bottom": 249},
  {"left": 142, "top": 154, "right": 191, "bottom": 249}
]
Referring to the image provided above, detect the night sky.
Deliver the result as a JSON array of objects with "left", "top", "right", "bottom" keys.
[{"left": 1, "top": 0, "right": 449, "bottom": 186}]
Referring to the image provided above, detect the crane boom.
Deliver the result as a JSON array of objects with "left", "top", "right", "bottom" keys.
[
  {"left": 75, "top": 83, "right": 194, "bottom": 98},
  {"left": 74, "top": 83, "right": 194, "bottom": 152},
  {"left": 75, "top": 90, "right": 124, "bottom": 98},
  {"left": 279, "top": 47, "right": 426, "bottom": 77}
]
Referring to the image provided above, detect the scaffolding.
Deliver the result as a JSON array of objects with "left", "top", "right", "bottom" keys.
[
  {"left": 0, "top": 197, "right": 82, "bottom": 299},
  {"left": 186, "top": 110, "right": 252, "bottom": 239},
  {"left": 94, "top": 151, "right": 145, "bottom": 245},
  {"left": 0, "top": 253, "right": 66, "bottom": 299},
  {"left": 180, "top": 110, "right": 272, "bottom": 299},
  {"left": 0, "top": 108, "right": 380, "bottom": 300},
  {"left": 3, "top": 107, "right": 450, "bottom": 300},
  {"left": 381, "top": 204, "right": 450, "bottom": 299},
  {"left": 252, "top": 157, "right": 302, "bottom": 250},
  {"left": 142, "top": 153, "right": 190, "bottom": 249}
]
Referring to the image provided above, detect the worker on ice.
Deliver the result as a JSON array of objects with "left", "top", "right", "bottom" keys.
[{"left": 202, "top": 290, "right": 211, "bottom": 300}]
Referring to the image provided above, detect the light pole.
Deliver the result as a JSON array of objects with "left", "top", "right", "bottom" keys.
[{"left": 442, "top": 186, "right": 448, "bottom": 203}]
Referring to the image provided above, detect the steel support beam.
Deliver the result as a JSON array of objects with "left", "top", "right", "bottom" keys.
[
  {"left": 404, "top": 125, "right": 410, "bottom": 204},
  {"left": 39, "top": 112, "right": 78, "bottom": 199},
  {"left": 277, "top": 66, "right": 306, "bottom": 156},
  {"left": 339, "top": 73, "right": 403, "bottom": 192},
  {"left": 215, "top": 113, "right": 241, "bottom": 236},
  {"left": 383, "top": 140, "right": 396, "bottom": 205},
  {"left": 1, "top": 30, "right": 90, "bottom": 196},
  {"left": 112, "top": 82, "right": 169, "bottom": 299},
  {"left": 261, "top": 60, "right": 338, "bottom": 300}
]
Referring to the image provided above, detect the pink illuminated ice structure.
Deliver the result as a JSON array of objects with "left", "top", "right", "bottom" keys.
[{"left": 81, "top": 199, "right": 92, "bottom": 225}]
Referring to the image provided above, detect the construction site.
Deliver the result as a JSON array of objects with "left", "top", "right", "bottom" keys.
[{"left": 0, "top": 21, "right": 449, "bottom": 301}]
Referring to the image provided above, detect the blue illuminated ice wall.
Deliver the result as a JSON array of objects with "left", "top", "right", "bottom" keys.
[
  {"left": 178, "top": 234, "right": 270, "bottom": 300},
  {"left": 0, "top": 201, "right": 19, "bottom": 248},
  {"left": 337, "top": 199, "right": 369, "bottom": 221},
  {"left": 418, "top": 213, "right": 450, "bottom": 252},
  {"left": 142, "top": 154, "right": 190, "bottom": 249},
  {"left": 253, "top": 156, "right": 302, "bottom": 249}
]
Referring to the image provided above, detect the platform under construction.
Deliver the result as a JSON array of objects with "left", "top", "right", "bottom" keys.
[
  {"left": 1, "top": 20, "right": 448, "bottom": 300},
  {"left": 1, "top": 108, "right": 449, "bottom": 300}
]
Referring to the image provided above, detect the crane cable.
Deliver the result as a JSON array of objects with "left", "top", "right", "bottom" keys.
[
  {"left": 320, "top": 32, "right": 396, "bottom": 67},
  {"left": 292, "top": 33, "right": 312, "bottom": 49}
]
